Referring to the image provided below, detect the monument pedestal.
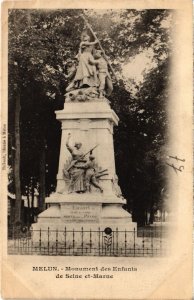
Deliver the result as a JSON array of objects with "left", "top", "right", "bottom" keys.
[
  {"left": 33, "top": 197, "right": 135, "bottom": 231},
  {"left": 32, "top": 100, "right": 136, "bottom": 248}
]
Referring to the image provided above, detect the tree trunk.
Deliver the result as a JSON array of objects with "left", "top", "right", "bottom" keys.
[
  {"left": 39, "top": 138, "right": 46, "bottom": 212},
  {"left": 30, "top": 183, "right": 35, "bottom": 223},
  {"left": 149, "top": 208, "right": 154, "bottom": 224},
  {"left": 27, "top": 187, "right": 30, "bottom": 225},
  {"left": 14, "top": 90, "right": 22, "bottom": 224},
  {"left": 31, "top": 183, "right": 34, "bottom": 209}
]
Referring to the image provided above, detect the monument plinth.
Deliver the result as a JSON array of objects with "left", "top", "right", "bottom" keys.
[
  {"left": 33, "top": 100, "right": 136, "bottom": 234},
  {"left": 56, "top": 101, "right": 119, "bottom": 196}
]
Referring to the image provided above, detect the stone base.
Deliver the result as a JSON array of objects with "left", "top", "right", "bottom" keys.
[
  {"left": 33, "top": 203, "right": 136, "bottom": 230},
  {"left": 45, "top": 191, "right": 126, "bottom": 204},
  {"left": 64, "top": 87, "right": 110, "bottom": 103},
  {"left": 32, "top": 200, "right": 136, "bottom": 247}
]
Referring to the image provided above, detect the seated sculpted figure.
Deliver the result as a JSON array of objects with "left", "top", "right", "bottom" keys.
[
  {"left": 64, "top": 59, "right": 77, "bottom": 93},
  {"left": 77, "top": 155, "right": 103, "bottom": 193},
  {"left": 65, "top": 133, "right": 86, "bottom": 193}
]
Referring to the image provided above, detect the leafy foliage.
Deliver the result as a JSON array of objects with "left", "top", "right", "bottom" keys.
[{"left": 8, "top": 9, "right": 173, "bottom": 225}]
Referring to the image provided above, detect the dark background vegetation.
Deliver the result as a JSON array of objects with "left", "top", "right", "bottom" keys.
[{"left": 8, "top": 9, "right": 172, "bottom": 226}]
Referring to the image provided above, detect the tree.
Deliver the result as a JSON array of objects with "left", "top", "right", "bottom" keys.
[
  {"left": 13, "top": 86, "right": 22, "bottom": 223},
  {"left": 8, "top": 9, "right": 83, "bottom": 221},
  {"left": 8, "top": 9, "right": 173, "bottom": 225}
]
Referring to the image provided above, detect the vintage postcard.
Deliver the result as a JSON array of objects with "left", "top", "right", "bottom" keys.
[{"left": 1, "top": 0, "right": 193, "bottom": 299}]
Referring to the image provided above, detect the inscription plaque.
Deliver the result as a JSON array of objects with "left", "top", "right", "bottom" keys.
[{"left": 60, "top": 203, "right": 101, "bottom": 223}]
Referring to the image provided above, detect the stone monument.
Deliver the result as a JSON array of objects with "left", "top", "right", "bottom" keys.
[{"left": 32, "top": 26, "right": 136, "bottom": 246}]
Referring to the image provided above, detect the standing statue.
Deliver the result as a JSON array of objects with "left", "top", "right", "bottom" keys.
[
  {"left": 65, "top": 133, "right": 86, "bottom": 193},
  {"left": 93, "top": 49, "right": 113, "bottom": 98},
  {"left": 71, "top": 32, "right": 99, "bottom": 90}
]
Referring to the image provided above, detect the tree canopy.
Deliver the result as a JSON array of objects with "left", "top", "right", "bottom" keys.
[{"left": 8, "top": 9, "right": 173, "bottom": 225}]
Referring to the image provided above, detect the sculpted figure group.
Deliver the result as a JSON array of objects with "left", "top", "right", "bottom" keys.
[
  {"left": 63, "top": 133, "right": 108, "bottom": 194},
  {"left": 64, "top": 32, "right": 113, "bottom": 100}
]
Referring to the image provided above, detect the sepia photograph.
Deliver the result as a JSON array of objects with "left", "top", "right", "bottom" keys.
[{"left": 1, "top": 1, "right": 192, "bottom": 299}]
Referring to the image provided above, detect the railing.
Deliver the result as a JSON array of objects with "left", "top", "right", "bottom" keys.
[{"left": 8, "top": 226, "right": 166, "bottom": 257}]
